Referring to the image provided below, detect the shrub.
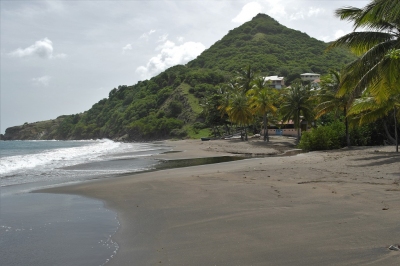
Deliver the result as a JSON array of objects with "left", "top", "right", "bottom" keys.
[
  {"left": 298, "top": 121, "right": 345, "bottom": 151},
  {"left": 350, "top": 123, "right": 385, "bottom": 146},
  {"left": 166, "top": 101, "right": 183, "bottom": 118},
  {"left": 170, "top": 128, "right": 187, "bottom": 138},
  {"left": 193, "top": 122, "right": 206, "bottom": 132}
]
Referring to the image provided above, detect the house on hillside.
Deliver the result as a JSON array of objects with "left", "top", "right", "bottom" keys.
[
  {"left": 301, "top": 73, "right": 321, "bottom": 88},
  {"left": 300, "top": 73, "right": 320, "bottom": 82},
  {"left": 264, "top": 76, "right": 285, "bottom": 89}
]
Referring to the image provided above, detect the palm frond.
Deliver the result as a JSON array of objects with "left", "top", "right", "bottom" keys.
[
  {"left": 315, "top": 100, "right": 341, "bottom": 118},
  {"left": 338, "top": 40, "right": 397, "bottom": 96},
  {"left": 336, "top": 1, "right": 400, "bottom": 31},
  {"left": 348, "top": 97, "right": 378, "bottom": 115},
  {"left": 328, "top": 31, "right": 394, "bottom": 55}
]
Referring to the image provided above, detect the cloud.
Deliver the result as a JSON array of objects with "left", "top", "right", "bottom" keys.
[
  {"left": 288, "top": 6, "right": 325, "bottom": 21},
  {"left": 157, "top": 34, "right": 169, "bottom": 43},
  {"left": 334, "top": 29, "right": 346, "bottom": 39},
  {"left": 177, "top": 36, "right": 185, "bottom": 43},
  {"left": 264, "top": 0, "right": 286, "bottom": 17},
  {"left": 53, "top": 53, "right": 67, "bottom": 59},
  {"left": 289, "top": 10, "right": 305, "bottom": 21},
  {"left": 32, "top": 75, "right": 51, "bottom": 86},
  {"left": 232, "top": 2, "right": 264, "bottom": 23},
  {"left": 9, "top": 38, "right": 66, "bottom": 59},
  {"left": 139, "top": 29, "right": 156, "bottom": 41},
  {"left": 308, "top": 7, "right": 325, "bottom": 17},
  {"left": 136, "top": 40, "right": 205, "bottom": 79},
  {"left": 319, "top": 36, "right": 331, "bottom": 42},
  {"left": 122, "top": 44, "right": 132, "bottom": 53}
]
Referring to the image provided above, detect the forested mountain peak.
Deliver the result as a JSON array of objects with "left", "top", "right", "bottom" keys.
[{"left": 187, "top": 13, "right": 353, "bottom": 82}]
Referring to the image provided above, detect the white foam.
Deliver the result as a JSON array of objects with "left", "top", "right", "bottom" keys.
[{"left": 0, "top": 139, "right": 130, "bottom": 176}]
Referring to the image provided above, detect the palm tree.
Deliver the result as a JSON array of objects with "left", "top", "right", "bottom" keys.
[
  {"left": 236, "top": 65, "right": 257, "bottom": 92},
  {"left": 226, "top": 91, "right": 253, "bottom": 141},
  {"left": 248, "top": 77, "right": 277, "bottom": 142},
  {"left": 200, "top": 95, "right": 222, "bottom": 138},
  {"left": 329, "top": 0, "right": 400, "bottom": 96},
  {"left": 217, "top": 82, "right": 234, "bottom": 118},
  {"left": 280, "top": 84, "right": 314, "bottom": 143},
  {"left": 348, "top": 52, "right": 400, "bottom": 152},
  {"left": 315, "top": 70, "right": 357, "bottom": 147},
  {"left": 216, "top": 85, "right": 234, "bottom": 135},
  {"left": 329, "top": 0, "right": 400, "bottom": 151}
]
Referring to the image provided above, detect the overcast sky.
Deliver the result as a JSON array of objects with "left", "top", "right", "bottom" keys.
[{"left": 0, "top": 0, "right": 369, "bottom": 133}]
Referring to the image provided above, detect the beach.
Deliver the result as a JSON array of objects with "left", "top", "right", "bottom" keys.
[{"left": 39, "top": 137, "right": 400, "bottom": 265}]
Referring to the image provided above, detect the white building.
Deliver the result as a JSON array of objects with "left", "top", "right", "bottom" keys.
[
  {"left": 300, "top": 73, "right": 320, "bottom": 82},
  {"left": 264, "top": 76, "right": 285, "bottom": 89}
]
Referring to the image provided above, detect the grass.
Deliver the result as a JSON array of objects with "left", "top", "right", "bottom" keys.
[
  {"left": 184, "top": 125, "right": 212, "bottom": 139},
  {"left": 179, "top": 83, "right": 203, "bottom": 115}
]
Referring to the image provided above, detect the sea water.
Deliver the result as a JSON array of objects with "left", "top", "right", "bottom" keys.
[
  {"left": 0, "top": 139, "right": 169, "bottom": 266},
  {"left": 0, "top": 139, "right": 167, "bottom": 188}
]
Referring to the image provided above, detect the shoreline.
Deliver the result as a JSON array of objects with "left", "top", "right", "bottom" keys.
[{"left": 37, "top": 138, "right": 400, "bottom": 265}]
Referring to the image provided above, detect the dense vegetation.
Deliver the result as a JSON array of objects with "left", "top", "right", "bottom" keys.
[
  {"left": 299, "top": 0, "right": 400, "bottom": 151},
  {"left": 188, "top": 14, "right": 354, "bottom": 84},
  {"left": 3, "top": 13, "right": 360, "bottom": 141}
]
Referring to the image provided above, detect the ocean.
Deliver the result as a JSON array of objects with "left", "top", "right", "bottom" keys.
[{"left": 0, "top": 139, "right": 169, "bottom": 266}]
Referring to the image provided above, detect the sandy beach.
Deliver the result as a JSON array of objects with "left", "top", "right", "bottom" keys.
[{"left": 39, "top": 137, "right": 400, "bottom": 265}]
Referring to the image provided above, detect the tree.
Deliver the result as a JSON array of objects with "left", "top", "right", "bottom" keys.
[
  {"left": 329, "top": 0, "right": 400, "bottom": 151},
  {"left": 248, "top": 77, "right": 277, "bottom": 142},
  {"left": 279, "top": 84, "right": 314, "bottom": 143},
  {"left": 349, "top": 95, "right": 399, "bottom": 149},
  {"left": 329, "top": 0, "right": 400, "bottom": 96},
  {"left": 235, "top": 65, "right": 257, "bottom": 92},
  {"left": 348, "top": 51, "right": 400, "bottom": 152},
  {"left": 315, "top": 70, "right": 357, "bottom": 147},
  {"left": 200, "top": 94, "right": 225, "bottom": 137},
  {"left": 226, "top": 89, "right": 253, "bottom": 141},
  {"left": 217, "top": 83, "right": 234, "bottom": 118},
  {"left": 216, "top": 85, "right": 233, "bottom": 135}
]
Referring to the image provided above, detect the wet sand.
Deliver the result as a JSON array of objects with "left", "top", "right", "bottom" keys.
[{"left": 39, "top": 137, "right": 400, "bottom": 265}]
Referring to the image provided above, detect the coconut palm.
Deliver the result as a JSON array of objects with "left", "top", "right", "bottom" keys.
[
  {"left": 329, "top": 0, "right": 400, "bottom": 151},
  {"left": 315, "top": 70, "right": 357, "bottom": 147},
  {"left": 329, "top": 0, "right": 400, "bottom": 96},
  {"left": 226, "top": 91, "right": 253, "bottom": 141},
  {"left": 236, "top": 65, "right": 257, "bottom": 92},
  {"left": 216, "top": 84, "right": 234, "bottom": 135},
  {"left": 217, "top": 82, "right": 235, "bottom": 118},
  {"left": 348, "top": 52, "right": 400, "bottom": 152},
  {"left": 280, "top": 84, "right": 314, "bottom": 143},
  {"left": 248, "top": 77, "right": 277, "bottom": 142},
  {"left": 349, "top": 95, "right": 399, "bottom": 152},
  {"left": 200, "top": 95, "right": 223, "bottom": 138}
]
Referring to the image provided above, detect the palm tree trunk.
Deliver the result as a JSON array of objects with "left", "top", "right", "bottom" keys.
[
  {"left": 297, "top": 109, "right": 301, "bottom": 144},
  {"left": 394, "top": 106, "right": 398, "bottom": 153},
  {"left": 263, "top": 113, "right": 269, "bottom": 142},
  {"left": 345, "top": 117, "right": 351, "bottom": 147},
  {"left": 216, "top": 126, "right": 221, "bottom": 137},
  {"left": 297, "top": 127, "right": 300, "bottom": 144},
  {"left": 344, "top": 107, "right": 351, "bottom": 147},
  {"left": 244, "top": 126, "right": 248, "bottom": 141},
  {"left": 224, "top": 123, "right": 228, "bottom": 136},
  {"left": 383, "top": 120, "right": 398, "bottom": 145}
]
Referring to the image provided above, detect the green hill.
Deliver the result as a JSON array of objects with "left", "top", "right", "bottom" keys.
[
  {"left": 188, "top": 14, "right": 353, "bottom": 83},
  {"left": 2, "top": 14, "right": 356, "bottom": 141}
]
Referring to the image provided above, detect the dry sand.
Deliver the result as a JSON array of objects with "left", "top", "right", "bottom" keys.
[{"left": 40, "top": 136, "right": 400, "bottom": 265}]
